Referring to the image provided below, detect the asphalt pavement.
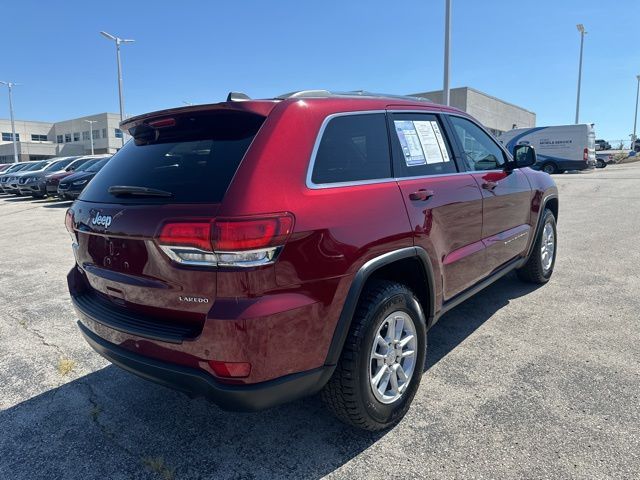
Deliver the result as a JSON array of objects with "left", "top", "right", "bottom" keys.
[{"left": 0, "top": 163, "right": 638, "bottom": 479}]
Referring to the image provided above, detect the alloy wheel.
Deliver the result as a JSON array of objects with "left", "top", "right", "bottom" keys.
[
  {"left": 541, "top": 221, "right": 555, "bottom": 273},
  {"left": 368, "top": 311, "right": 417, "bottom": 404}
]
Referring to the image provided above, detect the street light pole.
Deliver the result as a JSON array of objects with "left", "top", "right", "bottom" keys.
[
  {"left": 575, "top": 24, "right": 586, "bottom": 124},
  {"left": 85, "top": 120, "right": 97, "bottom": 155},
  {"left": 100, "top": 31, "right": 134, "bottom": 146},
  {"left": 0, "top": 81, "right": 19, "bottom": 163},
  {"left": 632, "top": 75, "right": 640, "bottom": 152},
  {"left": 443, "top": 0, "right": 452, "bottom": 106}
]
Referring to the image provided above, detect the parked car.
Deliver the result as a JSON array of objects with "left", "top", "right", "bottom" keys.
[
  {"left": 45, "top": 156, "right": 110, "bottom": 197},
  {"left": 596, "top": 153, "right": 613, "bottom": 168},
  {"left": 65, "top": 91, "right": 558, "bottom": 431},
  {"left": 595, "top": 139, "right": 611, "bottom": 151},
  {"left": 498, "top": 124, "right": 596, "bottom": 173},
  {"left": 17, "top": 157, "right": 82, "bottom": 198},
  {"left": 3, "top": 160, "right": 54, "bottom": 195},
  {"left": 0, "top": 162, "right": 32, "bottom": 192},
  {"left": 57, "top": 157, "right": 111, "bottom": 199}
]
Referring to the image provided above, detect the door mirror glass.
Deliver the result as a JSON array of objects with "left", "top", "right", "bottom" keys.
[{"left": 512, "top": 144, "right": 536, "bottom": 168}]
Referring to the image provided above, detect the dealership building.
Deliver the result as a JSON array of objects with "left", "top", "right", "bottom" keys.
[
  {"left": 1, "top": 87, "right": 534, "bottom": 163},
  {"left": 0, "top": 113, "right": 124, "bottom": 163},
  {"left": 410, "top": 86, "right": 536, "bottom": 137}
]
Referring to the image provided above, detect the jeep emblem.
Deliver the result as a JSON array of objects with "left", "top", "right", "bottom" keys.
[{"left": 91, "top": 212, "right": 112, "bottom": 229}]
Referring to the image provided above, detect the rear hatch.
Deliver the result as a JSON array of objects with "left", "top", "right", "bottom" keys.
[{"left": 68, "top": 107, "right": 269, "bottom": 341}]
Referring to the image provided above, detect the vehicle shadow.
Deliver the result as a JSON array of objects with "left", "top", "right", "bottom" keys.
[
  {"left": 425, "top": 272, "right": 542, "bottom": 371},
  {"left": 0, "top": 196, "right": 35, "bottom": 202},
  {"left": 0, "top": 366, "right": 385, "bottom": 480},
  {"left": 42, "top": 201, "right": 73, "bottom": 209},
  {"left": 0, "top": 272, "right": 541, "bottom": 480}
]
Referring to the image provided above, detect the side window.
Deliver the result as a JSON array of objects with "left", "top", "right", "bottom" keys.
[
  {"left": 448, "top": 116, "right": 506, "bottom": 171},
  {"left": 311, "top": 113, "right": 391, "bottom": 185},
  {"left": 389, "top": 113, "right": 457, "bottom": 177}
]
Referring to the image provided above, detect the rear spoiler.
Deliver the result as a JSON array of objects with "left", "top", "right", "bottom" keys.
[{"left": 121, "top": 99, "right": 278, "bottom": 133}]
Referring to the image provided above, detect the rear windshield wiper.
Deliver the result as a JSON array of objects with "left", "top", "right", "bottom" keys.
[{"left": 108, "top": 185, "right": 174, "bottom": 197}]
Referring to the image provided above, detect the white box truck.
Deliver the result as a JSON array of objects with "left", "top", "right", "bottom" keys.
[{"left": 498, "top": 124, "right": 596, "bottom": 174}]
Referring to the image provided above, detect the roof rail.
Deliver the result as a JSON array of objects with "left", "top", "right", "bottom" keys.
[
  {"left": 226, "top": 91, "right": 251, "bottom": 102},
  {"left": 275, "top": 89, "right": 432, "bottom": 102},
  {"left": 276, "top": 90, "right": 332, "bottom": 99}
]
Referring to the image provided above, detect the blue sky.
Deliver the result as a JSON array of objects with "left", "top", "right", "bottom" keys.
[{"left": 2, "top": 0, "right": 638, "bottom": 140}]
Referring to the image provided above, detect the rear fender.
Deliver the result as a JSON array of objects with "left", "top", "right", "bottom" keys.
[{"left": 323, "top": 247, "right": 436, "bottom": 366}]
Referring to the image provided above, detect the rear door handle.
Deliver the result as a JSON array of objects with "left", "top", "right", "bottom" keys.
[
  {"left": 409, "top": 189, "right": 434, "bottom": 201},
  {"left": 482, "top": 181, "right": 498, "bottom": 191}
]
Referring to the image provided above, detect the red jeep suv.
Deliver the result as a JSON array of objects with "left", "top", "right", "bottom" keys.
[{"left": 66, "top": 91, "right": 558, "bottom": 430}]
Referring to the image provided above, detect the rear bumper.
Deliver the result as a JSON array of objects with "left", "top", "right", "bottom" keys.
[{"left": 77, "top": 320, "right": 333, "bottom": 411}]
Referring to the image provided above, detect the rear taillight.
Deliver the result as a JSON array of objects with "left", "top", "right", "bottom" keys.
[
  {"left": 583, "top": 148, "right": 589, "bottom": 161},
  {"left": 212, "top": 216, "right": 293, "bottom": 251},
  {"left": 65, "top": 209, "right": 76, "bottom": 242},
  {"left": 158, "top": 222, "right": 211, "bottom": 251},
  {"left": 157, "top": 213, "right": 294, "bottom": 267}
]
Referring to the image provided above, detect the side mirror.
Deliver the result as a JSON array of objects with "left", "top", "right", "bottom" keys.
[{"left": 511, "top": 144, "right": 536, "bottom": 169}]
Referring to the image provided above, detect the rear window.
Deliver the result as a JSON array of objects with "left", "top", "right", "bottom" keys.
[
  {"left": 80, "top": 111, "right": 265, "bottom": 204},
  {"left": 311, "top": 113, "right": 391, "bottom": 185}
]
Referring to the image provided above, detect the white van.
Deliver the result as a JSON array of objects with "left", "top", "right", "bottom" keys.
[{"left": 498, "top": 124, "right": 596, "bottom": 174}]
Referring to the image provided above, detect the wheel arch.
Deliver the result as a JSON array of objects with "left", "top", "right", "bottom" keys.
[
  {"left": 545, "top": 196, "right": 559, "bottom": 222},
  {"left": 324, "top": 247, "right": 436, "bottom": 366},
  {"left": 524, "top": 194, "right": 559, "bottom": 262}
]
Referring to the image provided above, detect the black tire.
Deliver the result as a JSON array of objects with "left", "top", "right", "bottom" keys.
[
  {"left": 321, "top": 280, "right": 427, "bottom": 431},
  {"left": 541, "top": 162, "right": 557, "bottom": 174},
  {"left": 517, "top": 209, "right": 557, "bottom": 284}
]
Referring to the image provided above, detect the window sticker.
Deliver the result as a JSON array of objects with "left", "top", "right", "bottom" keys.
[
  {"left": 394, "top": 120, "right": 450, "bottom": 166},
  {"left": 428, "top": 121, "right": 451, "bottom": 163},
  {"left": 394, "top": 121, "right": 427, "bottom": 166}
]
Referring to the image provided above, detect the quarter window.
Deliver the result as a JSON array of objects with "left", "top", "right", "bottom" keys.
[
  {"left": 311, "top": 113, "right": 391, "bottom": 185},
  {"left": 448, "top": 116, "right": 505, "bottom": 171}
]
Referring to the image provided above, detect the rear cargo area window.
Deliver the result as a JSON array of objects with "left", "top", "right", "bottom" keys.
[
  {"left": 80, "top": 111, "right": 265, "bottom": 204},
  {"left": 311, "top": 113, "right": 391, "bottom": 185}
]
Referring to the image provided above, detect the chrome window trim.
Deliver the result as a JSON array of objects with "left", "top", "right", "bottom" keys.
[
  {"left": 305, "top": 110, "right": 388, "bottom": 190},
  {"left": 305, "top": 109, "right": 510, "bottom": 190}
]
